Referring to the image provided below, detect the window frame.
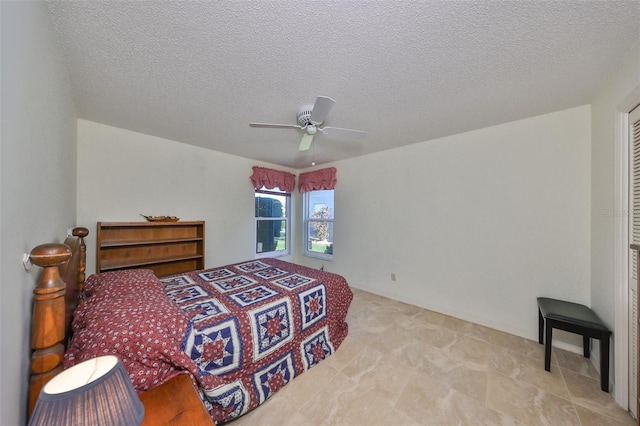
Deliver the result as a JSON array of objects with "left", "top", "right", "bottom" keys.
[
  {"left": 254, "top": 187, "right": 290, "bottom": 258},
  {"left": 302, "top": 189, "right": 334, "bottom": 261}
]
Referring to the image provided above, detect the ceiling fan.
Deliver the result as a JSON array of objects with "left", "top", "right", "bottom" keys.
[{"left": 250, "top": 96, "right": 367, "bottom": 151}]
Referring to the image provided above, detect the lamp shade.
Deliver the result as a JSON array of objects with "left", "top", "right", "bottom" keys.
[{"left": 29, "top": 355, "right": 144, "bottom": 426}]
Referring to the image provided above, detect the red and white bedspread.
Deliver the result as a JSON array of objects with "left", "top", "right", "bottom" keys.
[{"left": 65, "top": 258, "right": 353, "bottom": 423}]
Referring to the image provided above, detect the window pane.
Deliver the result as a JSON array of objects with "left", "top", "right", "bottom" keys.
[
  {"left": 306, "top": 221, "right": 333, "bottom": 255},
  {"left": 302, "top": 189, "right": 334, "bottom": 259},
  {"left": 256, "top": 219, "right": 286, "bottom": 253},
  {"left": 255, "top": 187, "right": 289, "bottom": 257},
  {"left": 255, "top": 194, "right": 285, "bottom": 218},
  {"left": 307, "top": 190, "right": 334, "bottom": 219}
]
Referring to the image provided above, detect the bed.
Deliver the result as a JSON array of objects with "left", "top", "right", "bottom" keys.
[{"left": 28, "top": 227, "right": 353, "bottom": 424}]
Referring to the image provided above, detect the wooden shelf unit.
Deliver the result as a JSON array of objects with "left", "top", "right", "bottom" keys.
[{"left": 97, "top": 221, "right": 205, "bottom": 277}]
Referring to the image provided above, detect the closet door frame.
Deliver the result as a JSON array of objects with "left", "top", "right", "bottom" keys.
[{"left": 614, "top": 91, "right": 640, "bottom": 410}]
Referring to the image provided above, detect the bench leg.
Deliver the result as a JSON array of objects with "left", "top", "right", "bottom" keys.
[
  {"left": 583, "top": 335, "right": 590, "bottom": 358},
  {"left": 544, "top": 321, "right": 552, "bottom": 371},
  {"left": 600, "top": 334, "right": 610, "bottom": 392},
  {"left": 538, "top": 309, "right": 544, "bottom": 344}
]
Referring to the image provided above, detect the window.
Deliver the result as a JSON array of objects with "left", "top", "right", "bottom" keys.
[
  {"left": 303, "top": 189, "right": 334, "bottom": 260},
  {"left": 255, "top": 188, "right": 290, "bottom": 257}
]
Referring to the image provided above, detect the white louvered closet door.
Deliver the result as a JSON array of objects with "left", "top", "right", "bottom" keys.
[{"left": 629, "top": 104, "right": 640, "bottom": 418}]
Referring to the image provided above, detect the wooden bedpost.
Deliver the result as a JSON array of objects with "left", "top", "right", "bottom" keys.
[
  {"left": 72, "top": 227, "right": 88, "bottom": 300},
  {"left": 28, "top": 243, "right": 71, "bottom": 416}
]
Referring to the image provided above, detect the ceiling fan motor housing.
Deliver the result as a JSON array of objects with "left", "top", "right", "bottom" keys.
[{"left": 297, "top": 104, "right": 317, "bottom": 127}]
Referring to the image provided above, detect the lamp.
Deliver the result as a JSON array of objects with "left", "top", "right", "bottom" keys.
[{"left": 29, "top": 355, "right": 144, "bottom": 426}]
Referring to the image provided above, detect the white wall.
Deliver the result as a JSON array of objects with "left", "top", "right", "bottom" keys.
[
  {"left": 0, "top": 2, "right": 77, "bottom": 424},
  {"left": 77, "top": 120, "right": 296, "bottom": 274},
  {"left": 297, "top": 106, "right": 592, "bottom": 341}
]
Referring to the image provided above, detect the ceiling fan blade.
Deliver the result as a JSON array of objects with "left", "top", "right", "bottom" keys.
[
  {"left": 299, "top": 133, "right": 315, "bottom": 151},
  {"left": 309, "top": 96, "right": 336, "bottom": 124},
  {"left": 321, "top": 126, "right": 367, "bottom": 139},
  {"left": 250, "top": 123, "right": 303, "bottom": 130}
]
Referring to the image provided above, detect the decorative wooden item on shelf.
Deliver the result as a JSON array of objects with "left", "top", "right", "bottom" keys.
[
  {"left": 97, "top": 221, "right": 205, "bottom": 277},
  {"left": 140, "top": 214, "right": 180, "bottom": 222}
]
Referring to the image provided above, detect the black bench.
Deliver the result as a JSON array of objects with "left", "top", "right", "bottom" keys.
[{"left": 537, "top": 297, "right": 612, "bottom": 392}]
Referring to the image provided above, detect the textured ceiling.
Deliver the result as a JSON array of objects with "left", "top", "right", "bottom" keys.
[{"left": 47, "top": 0, "right": 640, "bottom": 169}]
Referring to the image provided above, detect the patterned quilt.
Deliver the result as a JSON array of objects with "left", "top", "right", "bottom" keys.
[{"left": 65, "top": 258, "right": 353, "bottom": 423}]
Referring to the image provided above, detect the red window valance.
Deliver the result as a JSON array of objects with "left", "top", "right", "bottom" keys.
[
  {"left": 250, "top": 166, "right": 295, "bottom": 192},
  {"left": 298, "top": 167, "right": 337, "bottom": 193}
]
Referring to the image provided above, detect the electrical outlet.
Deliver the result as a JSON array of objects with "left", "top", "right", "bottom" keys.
[
  {"left": 391, "top": 273, "right": 396, "bottom": 281},
  {"left": 22, "top": 253, "right": 32, "bottom": 271}
]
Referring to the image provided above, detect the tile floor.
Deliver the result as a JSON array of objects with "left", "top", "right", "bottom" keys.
[{"left": 230, "top": 288, "right": 636, "bottom": 425}]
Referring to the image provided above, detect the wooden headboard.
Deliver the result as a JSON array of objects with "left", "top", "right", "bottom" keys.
[{"left": 28, "top": 227, "right": 88, "bottom": 415}]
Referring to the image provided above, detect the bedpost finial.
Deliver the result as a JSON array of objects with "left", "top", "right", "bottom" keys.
[
  {"left": 72, "top": 227, "right": 89, "bottom": 238},
  {"left": 29, "top": 244, "right": 71, "bottom": 268}
]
